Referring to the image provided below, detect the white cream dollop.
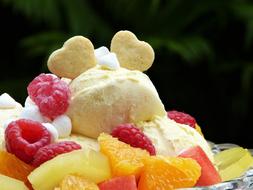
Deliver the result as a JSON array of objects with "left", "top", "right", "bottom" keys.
[
  {"left": 20, "top": 105, "right": 46, "bottom": 123},
  {"left": 52, "top": 115, "right": 72, "bottom": 138},
  {"left": 24, "top": 96, "right": 36, "bottom": 107},
  {"left": 42, "top": 123, "right": 59, "bottom": 142},
  {"left": 95, "top": 46, "right": 110, "bottom": 57},
  {"left": 95, "top": 46, "right": 120, "bottom": 70}
]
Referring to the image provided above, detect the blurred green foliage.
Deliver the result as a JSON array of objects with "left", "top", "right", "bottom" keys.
[{"left": 0, "top": 0, "right": 253, "bottom": 144}]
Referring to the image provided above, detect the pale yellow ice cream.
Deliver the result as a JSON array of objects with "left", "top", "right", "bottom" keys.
[
  {"left": 67, "top": 65, "right": 166, "bottom": 138},
  {"left": 0, "top": 93, "right": 23, "bottom": 150},
  {"left": 0, "top": 103, "right": 22, "bottom": 128},
  {"left": 66, "top": 65, "right": 214, "bottom": 163},
  {"left": 58, "top": 133, "right": 99, "bottom": 151},
  {"left": 137, "top": 115, "right": 214, "bottom": 162}
]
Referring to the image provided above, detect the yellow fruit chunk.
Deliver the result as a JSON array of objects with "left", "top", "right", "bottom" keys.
[
  {"left": 57, "top": 175, "right": 99, "bottom": 190},
  {"left": 214, "top": 147, "right": 253, "bottom": 181},
  {"left": 98, "top": 133, "right": 150, "bottom": 177},
  {"left": 28, "top": 149, "right": 111, "bottom": 190},
  {"left": 138, "top": 156, "right": 201, "bottom": 190},
  {"left": 0, "top": 174, "right": 29, "bottom": 190}
]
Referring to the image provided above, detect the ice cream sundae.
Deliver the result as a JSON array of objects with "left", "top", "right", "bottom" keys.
[{"left": 0, "top": 31, "right": 252, "bottom": 190}]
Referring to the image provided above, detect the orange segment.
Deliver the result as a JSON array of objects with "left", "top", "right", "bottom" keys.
[
  {"left": 98, "top": 133, "right": 150, "bottom": 177},
  {"left": 138, "top": 156, "right": 201, "bottom": 190},
  {"left": 163, "top": 156, "right": 201, "bottom": 185},
  {"left": 57, "top": 175, "right": 99, "bottom": 190},
  {"left": 0, "top": 150, "right": 34, "bottom": 183}
]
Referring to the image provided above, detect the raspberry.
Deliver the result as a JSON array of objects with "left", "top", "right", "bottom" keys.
[
  {"left": 32, "top": 141, "right": 81, "bottom": 167},
  {"left": 27, "top": 73, "right": 70, "bottom": 119},
  {"left": 5, "top": 119, "right": 51, "bottom": 163},
  {"left": 111, "top": 124, "right": 156, "bottom": 155},
  {"left": 167, "top": 110, "right": 196, "bottom": 128}
]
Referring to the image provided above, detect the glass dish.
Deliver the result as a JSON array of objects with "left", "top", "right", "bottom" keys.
[{"left": 179, "top": 142, "right": 253, "bottom": 190}]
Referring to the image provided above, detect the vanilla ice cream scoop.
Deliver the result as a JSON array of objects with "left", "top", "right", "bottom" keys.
[
  {"left": 137, "top": 115, "right": 214, "bottom": 162},
  {"left": 67, "top": 65, "right": 166, "bottom": 138},
  {"left": 0, "top": 93, "right": 23, "bottom": 150}
]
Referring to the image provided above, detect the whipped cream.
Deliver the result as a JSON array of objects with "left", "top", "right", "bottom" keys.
[
  {"left": 42, "top": 123, "right": 59, "bottom": 142},
  {"left": 52, "top": 115, "right": 72, "bottom": 138},
  {"left": 0, "top": 93, "right": 18, "bottom": 109},
  {"left": 95, "top": 47, "right": 120, "bottom": 70}
]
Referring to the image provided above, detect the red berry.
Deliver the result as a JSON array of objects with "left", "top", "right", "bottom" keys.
[
  {"left": 5, "top": 119, "right": 51, "bottom": 163},
  {"left": 111, "top": 124, "right": 156, "bottom": 155},
  {"left": 167, "top": 110, "right": 197, "bottom": 128},
  {"left": 27, "top": 73, "right": 70, "bottom": 119},
  {"left": 32, "top": 141, "right": 81, "bottom": 167}
]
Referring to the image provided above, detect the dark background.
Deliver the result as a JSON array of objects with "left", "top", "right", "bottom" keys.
[{"left": 0, "top": 0, "right": 252, "bottom": 147}]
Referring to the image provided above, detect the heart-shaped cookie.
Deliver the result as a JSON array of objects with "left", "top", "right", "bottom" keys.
[
  {"left": 110, "top": 31, "right": 154, "bottom": 71},
  {"left": 47, "top": 36, "right": 96, "bottom": 79}
]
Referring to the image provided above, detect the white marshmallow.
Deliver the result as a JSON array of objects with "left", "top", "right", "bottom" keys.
[
  {"left": 20, "top": 105, "right": 46, "bottom": 123},
  {"left": 42, "top": 123, "right": 59, "bottom": 142},
  {"left": 24, "top": 96, "right": 36, "bottom": 108},
  {"left": 97, "top": 52, "right": 120, "bottom": 70},
  {"left": 52, "top": 115, "right": 72, "bottom": 138},
  {"left": 94, "top": 46, "right": 110, "bottom": 58},
  {"left": 0, "top": 93, "right": 17, "bottom": 108}
]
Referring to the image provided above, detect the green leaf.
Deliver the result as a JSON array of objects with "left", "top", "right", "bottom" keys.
[
  {"left": 19, "top": 31, "right": 68, "bottom": 57},
  {"left": 1, "top": 0, "right": 61, "bottom": 26},
  {"left": 231, "top": 2, "right": 253, "bottom": 48},
  {"left": 150, "top": 36, "right": 213, "bottom": 63}
]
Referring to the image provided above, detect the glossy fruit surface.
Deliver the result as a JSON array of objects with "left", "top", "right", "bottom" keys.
[
  {"left": 57, "top": 174, "right": 99, "bottom": 190},
  {"left": 99, "top": 175, "right": 137, "bottom": 190},
  {"left": 5, "top": 119, "right": 51, "bottom": 163},
  {"left": 28, "top": 149, "right": 111, "bottom": 190},
  {"left": 98, "top": 133, "right": 149, "bottom": 177},
  {"left": 138, "top": 156, "right": 201, "bottom": 190},
  {"left": 214, "top": 147, "right": 253, "bottom": 181},
  {"left": 179, "top": 146, "right": 221, "bottom": 186},
  {"left": 0, "top": 150, "right": 34, "bottom": 183}
]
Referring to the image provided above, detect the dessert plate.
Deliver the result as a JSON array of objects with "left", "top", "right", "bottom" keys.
[{"left": 181, "top": 142, "right": 253, "bottom": 190}]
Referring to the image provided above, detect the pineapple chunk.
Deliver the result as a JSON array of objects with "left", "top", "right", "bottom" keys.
[
  {"left": 0, "top": 174, "right": 28, "bottom": 190},
  {"left": 215, "top": 147, "right": 253, "bottom": 181},
  {"left": 28, "top": 149, "right": 111, "bottom": 190}
]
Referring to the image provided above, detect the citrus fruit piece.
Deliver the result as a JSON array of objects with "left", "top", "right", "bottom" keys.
[
  {"left": 57, "top": 174, "right": 99, "bottom": 190},
  {"left": 214, "top": 147, "right": 253, "bottom": 181},
  {"left": 179, "top": 146, "right": 221, "bottom": 186},
  {"left": 99, "top": 175, "right": 137, "bottom": 190},
  {"left": 0, "top": 150, "right": 34, "bottom": 182},
  {"left": 98, "top": 133, "right": 150, "bottom": 177},
  {"left": 138, "top": 156, "right": 201, "bottom": 190}
]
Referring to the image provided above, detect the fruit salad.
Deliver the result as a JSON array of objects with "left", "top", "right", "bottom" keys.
[{"left": 0, "top": 31, "right": 252, "bottom": 190}]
